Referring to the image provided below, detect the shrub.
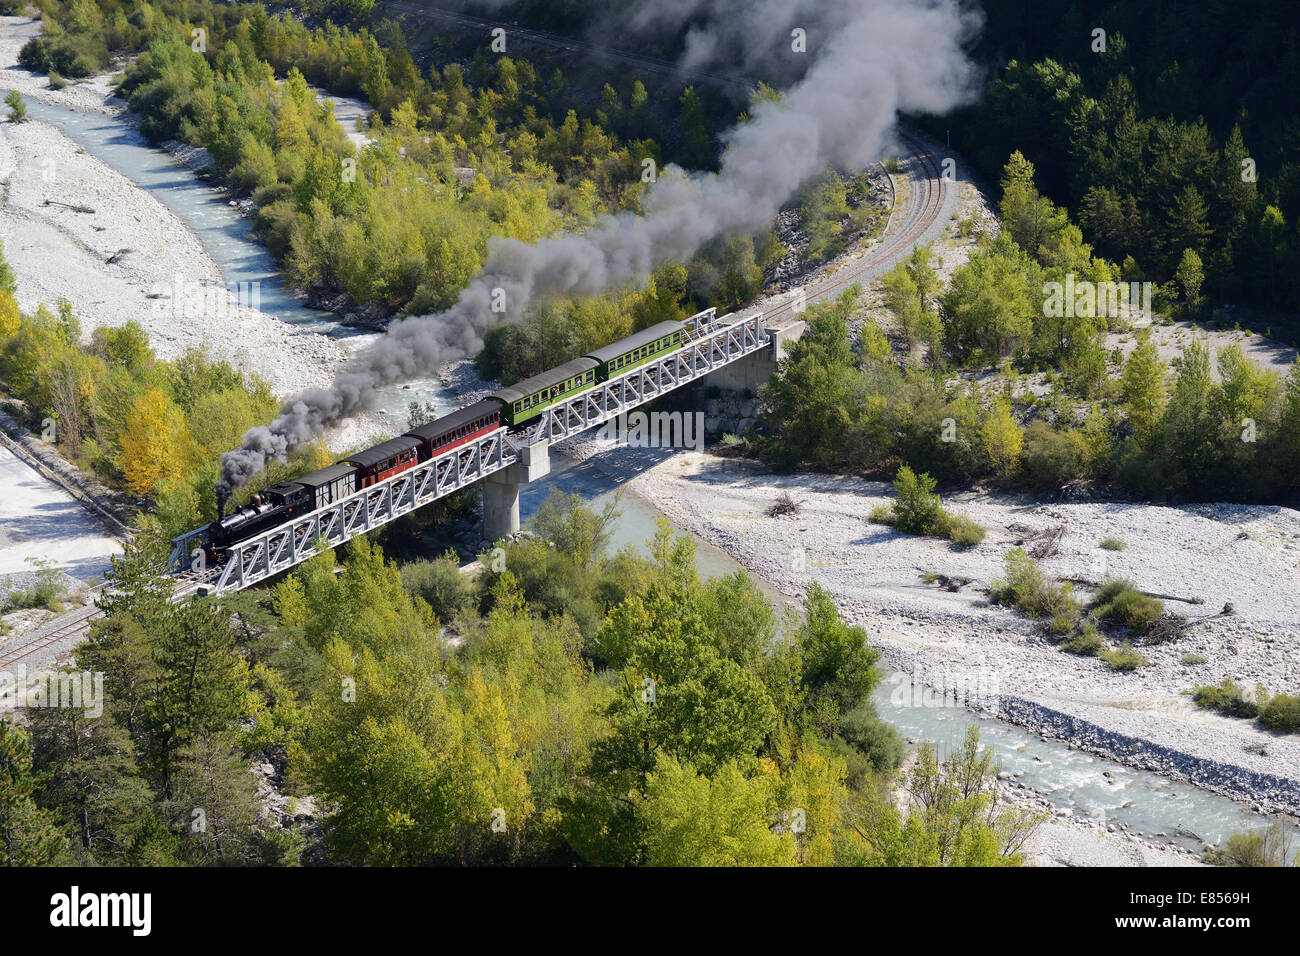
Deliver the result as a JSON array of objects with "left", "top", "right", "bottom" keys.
[
  {"left": 4, "top": 90, "right": 26, "bottom": 123},
  {"left": 838, "top": 703, "right": 905, "bottom": 772},
  {"left": 1258, "top": 693, "right": 1300, "bottom": 734},
  {"left": 868, "top": 503, "right": 895, "bottom": 525},
  {"left": 1100, "top": 642, "right": 1147, "bottom": 671},
  {"left": 1098, "top": 537, "right": 1126, "bottom": 551},
  {"left": 1093, "top": 579, "right": 1163, "bottom": 632},
  {"left": 946, "top": 513, "right": 987, "bottom": 548},
  {"left": 48, "top": 72, "right": 68, "bottom": 91},
  {"left": 1019, "top": 420, "right": 1088, "bottom": 490},
  {"left": 1061, "top": 623, "right": 1103, "bottom": 656},
  {"left": 1191, "top": 678, "right": 1260, "bottom": 719},
  {"left": 1, "top": 561, "right": 66, "bottom": 612},
  {"left": 1180, "top": 653, "right": 1207, "bottom": 665},
  {"left": 1203, "top": 823, "right": 1297, "bottom": 867},
  {"left": 990, "top": 547, "right": 1080, "bottom": 625},
  {"left": 891, "top": 466, "right": 945, "bottom": 536},
  {"left": 400, "top": 551, "right": 474, "bottom": 623}
]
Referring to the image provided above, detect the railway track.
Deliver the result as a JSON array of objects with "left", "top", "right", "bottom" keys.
[
  {"left": 0, "top": 571, "right": 214, "bottom": 671},
  {"left": 756, "top": 133, "right": 949, "bottom": 328},
  {"left": 0, "top": 603, "right": 102, "bottom": 671}
]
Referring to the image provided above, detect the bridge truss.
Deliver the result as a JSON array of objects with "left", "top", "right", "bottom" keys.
[{"left": 167, "top": 310, "right": 768, "bottom": 595}]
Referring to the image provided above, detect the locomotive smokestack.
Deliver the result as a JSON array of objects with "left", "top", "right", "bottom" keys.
[{"left": 216, "top": 488, "right": 227, "bottom": 520}]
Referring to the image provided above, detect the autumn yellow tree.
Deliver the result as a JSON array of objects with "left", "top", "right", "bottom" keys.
[
  {"left": 119, "top": 386, "right": 196, "bottom": 495},
  {"left": 981, "top": 398, "right": 1023, "bottom": 481},
  {"left": 0, "top": 290, "right": 19, "bottom": 339}
]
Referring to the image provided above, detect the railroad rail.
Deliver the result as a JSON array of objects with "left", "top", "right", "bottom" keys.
[{"left": 755, "top": 133, "right": 949, "bottom": 327}]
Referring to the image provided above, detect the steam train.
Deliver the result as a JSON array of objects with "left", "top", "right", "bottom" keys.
[{"left": 208, "top": 320, "right": 689, "bottom": 556}]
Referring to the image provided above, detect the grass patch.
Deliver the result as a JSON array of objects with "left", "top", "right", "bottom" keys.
[
  {"left": 869, "top": 503, "right": 895, "bottom": 525},
  {"left": 1259, "top": 693, "right": 1300, "bottom": 734},
  {"left": 1100, "top": 642, "right": 1147, "bottom": 671},
  {"left": 1092, "top": 578, "right": 1164, "bottom": 632},
  {"left": 1061, "top": 621, "right": 1103, "bottom": 656},
  {"left": 945, "top": 513, "right": 987, "bottom": 549},
  {"left": 989, "top": 547, "right": 1081, "bottom": 627},
  {"left": 1191, "top": 678, "right": 1260, "bottom": 719},
  {"left": 1098, "top": 536, "right": 1126, "bottom": 551},
  {"left": 1180, "top": 653, "right": 1208, "bottom": 665},
  {"left": 0, "top": 561, "right": 66, "bottom": 613}
]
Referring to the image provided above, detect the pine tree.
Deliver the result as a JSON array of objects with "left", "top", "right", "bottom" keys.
[
  {"left": 28, "top": 705, "right": 155, "bottom": 864},
  {"left": 0, "top": 722, "right": 70, "bottom": 865}
]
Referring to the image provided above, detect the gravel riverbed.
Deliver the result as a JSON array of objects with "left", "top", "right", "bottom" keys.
[{"left": 559, "top": 441, "right": 1300, "bottom": 821}]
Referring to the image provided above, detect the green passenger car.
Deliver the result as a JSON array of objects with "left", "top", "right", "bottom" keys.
[
  {"left": 584, "top": 320, "right": 687, "bottom": 380},
  {"left": 490, "top": 358, "right": 599, "bottom": 426}
]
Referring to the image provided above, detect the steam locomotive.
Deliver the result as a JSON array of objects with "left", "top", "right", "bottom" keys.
[{"left": 208, "top": 320, "right": 689, "bottom": 557}]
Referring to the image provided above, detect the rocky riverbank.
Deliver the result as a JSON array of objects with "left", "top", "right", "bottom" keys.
[{"left": 558, "top": 443, "right": 1300, "bottom": 822}]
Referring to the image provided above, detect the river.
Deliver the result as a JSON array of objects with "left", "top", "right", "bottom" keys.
[{"left": 15, "top": 88, "right": 1297, "bottom": 857}]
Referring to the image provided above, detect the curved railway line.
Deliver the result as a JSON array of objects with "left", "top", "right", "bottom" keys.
[{"left": 757, "top": 134, "right": 949, "bottom": 327}]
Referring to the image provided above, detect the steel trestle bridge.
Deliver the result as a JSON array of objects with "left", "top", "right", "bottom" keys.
[{"left": 166, "top": 309, "right": 769, "bottom": 595}]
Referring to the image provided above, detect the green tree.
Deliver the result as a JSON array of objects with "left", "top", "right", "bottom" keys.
[
  {"left": 636, "top": 755, "right": 795, "bottom": 866},
  {"left": 0, "top": 722, "right": 70, "bottom": 865},
  {"left": 1120, "top": 335, "right": 1168, "bottom": 437},
  {"left": 4, "top": 89, "right": 27, "bottom": 122},
  {"left": 1175, "top": 248, "right": 1205, "bottom": 309},
  {"left": 28, "top": 704, "right": 155, "bottom": 864},
  {"left": 981, "top": 398, "right": 1023, "bottom": 480}
]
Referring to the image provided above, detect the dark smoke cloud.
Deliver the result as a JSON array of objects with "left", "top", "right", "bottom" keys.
[{"left": 218, "top": 0, "right": 980, "bottom": 496}]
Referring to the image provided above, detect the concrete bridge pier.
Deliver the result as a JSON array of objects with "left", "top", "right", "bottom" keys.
[
  {"left": 483, "top": 441, "right": 551, "bottom": 541},
  {"left": 707, "top": 319, "right": 806, "bottom": 393}
]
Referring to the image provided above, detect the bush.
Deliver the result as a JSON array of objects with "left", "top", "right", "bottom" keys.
[
  {"left": 4, "top": 90, "right": 26, "bottom": 123},
  {"left": 1061, "top": 623, "right": 1103, "bottom": 656},
  {"left": 400, "top": 551, "right": 474, "bottom": 623},
  {"left": 837, "top": 702, "right": 905, "bottom": 772},
  {"left": 1258, "top": 693, "right": 1300, "bottom": 734},
  {"left": 868, "top": 503, "right": 895, "bottom": 525},
  {"left": 945, "top": 513, "right": 987, "bottom": 548},
  {"left": 890, "top": 466, "right": 945, "bottom": 536},
  {"left": 1, "top": 561, "right": 66, "bottom": 612},
  {"left": 1180, "top": 653, "right": 1207, "bottom": 665},
  {"left": 990, "top": 547, "right": 1080, "bottom": 625},
  {"left": 1100, "top": 642, "right": 1147, "bottom": 671},
  {"left": 1019, "top": 420, "right": 1088, "bottom": 490},
  {"left": 1203, "top": 823, "right": 1297, "bottom": 867},
  {"left": 1098, "top": 537, "right": 1126, "bottom": 551},
  {"left": 1093, "top": 579, "right": 1163, "bottom": 632},
  {"left": 1191, "top": 678, "right": 1260, "bottom": 719}
]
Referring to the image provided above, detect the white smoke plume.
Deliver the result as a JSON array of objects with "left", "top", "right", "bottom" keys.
[{"left": 217, "top": 0, "right": 981, "bottom": 497}]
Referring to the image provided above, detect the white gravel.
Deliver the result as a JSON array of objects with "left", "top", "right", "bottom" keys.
[{"left": 0, "top": 444, "right": 119, "bottom": 580}]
